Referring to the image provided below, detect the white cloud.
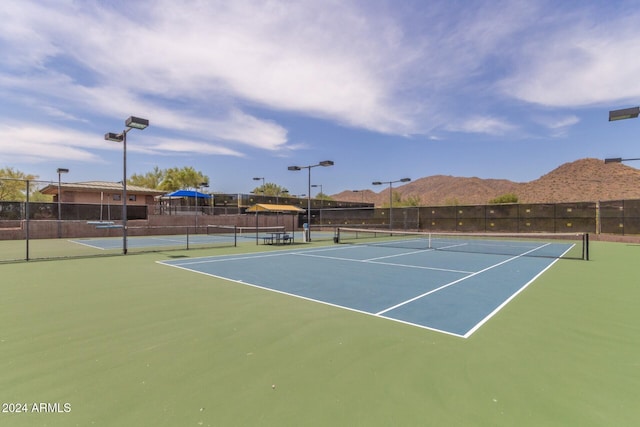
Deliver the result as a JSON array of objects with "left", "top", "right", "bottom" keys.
[
  {"left": 3, "top": 0, "right": 639, "bottom": 156},
  {"left": 149, "top": 138, "right": 244, "bottom": 157},
  {"left": 0, "top": 123, "right": 101, "bottom": 163},
  {"left": 448, "top": 116, "right": 517, "bottom": 136},
  {"left": 498, "top": 10, "right": 640, "bottom": 107},
  {"left": 0, "top": 0, "right": 424, "bottom": 137}
]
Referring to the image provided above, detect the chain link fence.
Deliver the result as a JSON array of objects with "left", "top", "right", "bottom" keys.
[
  {"left": 1, "top": 174, "right": 639, "bottom": 261},
  {"left": 313, "top": 200, "right": 639, "bottom": 236}
]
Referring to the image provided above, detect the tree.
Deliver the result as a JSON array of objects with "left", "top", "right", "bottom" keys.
[
  {"left": 251, "top": 182, "right": 289, "bottom": 197},
  {"left": 314, "top": 192, "right": 334, "bottom": 201},
  {"left": 381, "top": 191, "right": 405, "bottom": 208},
  {"left": 129, "top": 166, "right": 164, "bottom": 189},
  {"left": 489, "top": 193, "right": 519, "bottom": 204},
  {"left": 401, "top": 195, "right": 421, "bottom": 207},
  {"left": 0, "top": 167, "right": 40, "bottom": 201},
  {"left": 126, "top": 166, "right": 210, "bottom": 191}
]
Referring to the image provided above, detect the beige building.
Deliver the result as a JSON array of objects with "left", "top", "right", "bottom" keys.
[{"left": 40, "top": 181, "right": 166, "bottom": 206}]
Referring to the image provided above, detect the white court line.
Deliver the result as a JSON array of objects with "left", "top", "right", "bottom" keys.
[
  {"left": 292, "top": 252, "right": 473, "bottom": 274},
  {"left": 462, "top": 243, "right": 575, "bottom": 338},
  {"left": 162, "top": 251, "right": 291, "bottom": 266},
  {"left": 142, "top": 236, "right": 188, "bottom": 244},
  {"left": 157, "top": 259, "right": 467, "bottom": 339},
  {"left": 375, "top": 242, "right": 552, "bottom": 316},
  {"left": 68, "top": 239, "right": 107, "bottom": 250},
  {"left": 157, "top": 240, "right": 561, "bottom": 338},
  {"left": 364, "top": 248, "right": 434, "bottom": 261},
  {"left": 158, "top": 242, "right": 382, "bottom": 266}
]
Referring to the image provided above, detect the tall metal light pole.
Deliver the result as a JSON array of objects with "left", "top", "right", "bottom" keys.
[
  {"left": 105, "top": 116, "right": 149, "bottom": 255},
  {"left": 195, "top": 181, "right": 209, "bottom": 229},
  {"left": 352, "top": 189, "right": 366, "bottom": 204},
  {"left": 311, "top": 184, "right": 323, "bottom": 225},
  {"left": 56, "top": 168, "right": 69, "bottom": 238},
  {"left": 288, "top": 160, "right": 334, "bottom": 241},
  {"left": 372, "top": 178, "right": 411, "bottom": 229},
  {"left": 253, "top": 177, "right": 265, "bottom": 195}
]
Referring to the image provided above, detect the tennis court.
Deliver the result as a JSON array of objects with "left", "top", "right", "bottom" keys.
[
  {"left": 69, "top": 225, "right": 294, "bottom": 251},
  {"left": 2, "top": 236, "right": 639, "bottom": 426},
  {"left": 159, "top": 231, "right": 581, "bottom": 337}
]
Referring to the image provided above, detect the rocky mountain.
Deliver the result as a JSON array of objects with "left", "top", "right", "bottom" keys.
[{"left": 333, "top": 158, "right": 640, "bottom": 206}]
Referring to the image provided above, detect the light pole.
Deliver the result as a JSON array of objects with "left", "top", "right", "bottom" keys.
[
  {"left": 195, "top": 181, "right": 209, "bottom": 229},
  {"left": 372, "top": 178, "right": 411, "bottom": 229},
  {"left": 105, "top": 116, "right": 149, "bottom": 255},
  {"left": 56, "top": 167, "right": 69, "bottom": 238},
  {"left": 288, "top": 160, "right": 333, "bottom": 241},
  {"left": 253, "top": 177, "right": 265, "bottom": 195},
  {"left": 312, "top": 184, "right": 323, "bottom": 225},
  {"left": 352, "top": 189, "right": 366, "bottom": 204}
]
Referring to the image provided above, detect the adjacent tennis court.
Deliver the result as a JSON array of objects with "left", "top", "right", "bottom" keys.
[
  {"left": 159, "top": 230, "right": 581, "bottom": 337},
  {"left": 69, "top": 225, "right": 293, "bottom": 251}
]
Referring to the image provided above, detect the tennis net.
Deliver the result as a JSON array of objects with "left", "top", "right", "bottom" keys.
[
  {"left": 335, "top": 227, "right": 589, "bottom": 260},
  {"left": 207, "top": 225, "right": 288, "bottom": 243},
  {"left": 236, "top": 225, "right": 286, "bottom": 236}
]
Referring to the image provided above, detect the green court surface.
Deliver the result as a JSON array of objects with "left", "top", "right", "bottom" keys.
[{"left": 1, "top": 240, "right": 639, "bottom": 426}]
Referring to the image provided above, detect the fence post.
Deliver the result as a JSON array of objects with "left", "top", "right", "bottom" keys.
[{"left": 25, "top": 180, "right": 30, "bottom": 261}]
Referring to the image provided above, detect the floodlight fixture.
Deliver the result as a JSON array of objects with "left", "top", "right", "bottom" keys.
[
  {"left": 605, "top": 157, "right": 640, "bottom": 164},
  {"left": 57, "top": 168, "right": 69, "bottom": 174},
  {"left": 287, "top": 160, "right": 335, "bottom": 241},
  {"left": 125, "top": 116, "right": 149, "bottom": 129},
  {"left": 371, "top": 177, "right": 412, "bottom": 229},
  {"left": 609, "top": 107, "right": 640, "bottom": 122},
  {"left": 105, "top": 132, "right": 124, "bottom": 142},
  {"left": 604, "top": 158, "right": 623, "bottom": 164}
]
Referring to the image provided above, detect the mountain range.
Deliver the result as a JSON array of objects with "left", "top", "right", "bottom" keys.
[{"left": 333, "top": 158, "right": 640, "bottom": 206}]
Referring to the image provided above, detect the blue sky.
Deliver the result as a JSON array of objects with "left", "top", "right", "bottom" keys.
[{"left": 1, "top": 0, "right": 640, "bottom": 196}]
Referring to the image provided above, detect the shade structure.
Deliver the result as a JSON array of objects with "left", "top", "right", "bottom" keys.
[
  {"left": 163, "top": 190, "right": 211, "bottom": 199},
  {"left": 245, "top": 203, "right": 305, "bottom": 213}
]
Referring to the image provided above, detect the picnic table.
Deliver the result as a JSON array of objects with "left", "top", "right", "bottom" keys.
[{"left": 263, "top": 232, "right": 292, "bottom": 245}]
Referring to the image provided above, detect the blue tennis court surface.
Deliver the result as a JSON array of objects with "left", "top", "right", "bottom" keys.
[
  {"left": 70, "top": 233, "right": 240, "bottom": 250},
  {"left": 158, "top": 241, "right": 573, "bottom": 338}
]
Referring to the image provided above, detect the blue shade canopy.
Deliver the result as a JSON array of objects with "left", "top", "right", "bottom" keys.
[{"left": 163, "top": 190, "right": 211, "bottom": 199}]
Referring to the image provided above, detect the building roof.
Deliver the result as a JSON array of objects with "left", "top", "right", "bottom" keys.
[
  {"left": 39, "top": 181, "right": 166, "bottom": 195},
  {"left": 245, "top": 203, "right": 305, "bottom": 213}
]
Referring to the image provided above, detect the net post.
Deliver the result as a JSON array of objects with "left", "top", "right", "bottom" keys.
[{"left": 584, "top": 233, "right": 589, "bottom": 261}]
